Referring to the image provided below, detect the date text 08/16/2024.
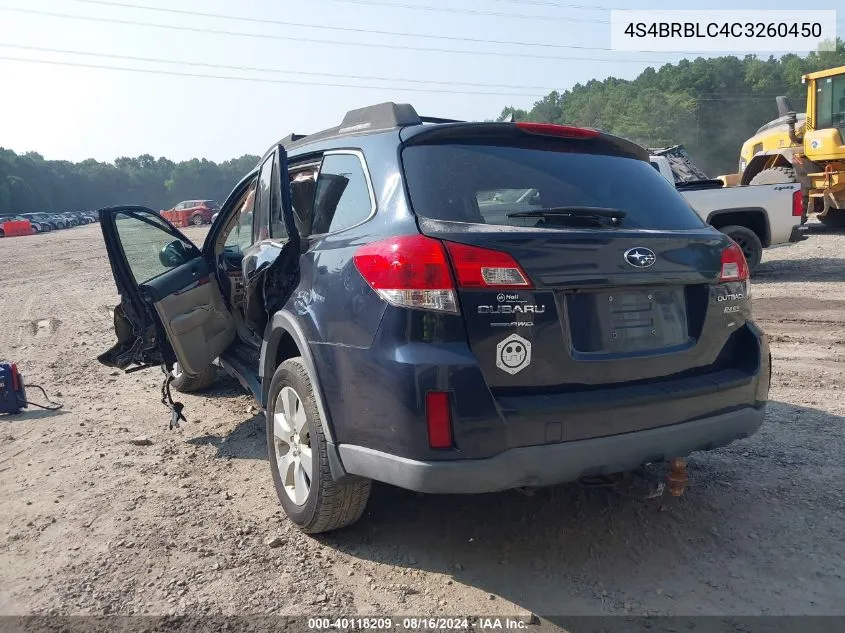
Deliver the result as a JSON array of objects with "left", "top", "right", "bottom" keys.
[{"left": 307, "top": 618, "right": 530, "bottom": 630}]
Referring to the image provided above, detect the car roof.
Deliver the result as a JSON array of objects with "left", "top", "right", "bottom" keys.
[
  {"left": 260, "top": 101, "right": 642, "bottom": 164},
  {"left": 263, "top": 102, "right": 462, "bottom": 160}
]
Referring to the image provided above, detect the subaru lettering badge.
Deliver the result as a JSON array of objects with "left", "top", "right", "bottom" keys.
[{"left": 624, "top": 247, "right": 656, "bottom": 268}]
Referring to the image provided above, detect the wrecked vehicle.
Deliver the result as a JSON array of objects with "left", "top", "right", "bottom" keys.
[{"left": 97, "top": 103, "right": 771, "bottom": 533}]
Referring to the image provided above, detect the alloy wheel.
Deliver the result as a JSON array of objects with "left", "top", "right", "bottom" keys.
[{"left": 272, "top": 386, "right": 313, "bottom": 505}]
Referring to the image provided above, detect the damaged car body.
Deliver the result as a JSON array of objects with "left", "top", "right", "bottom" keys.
[
  {"left": 98, "top": 147, "right": 301, "bottom": 397},
  {"left": 97, "top": 103, "right": 771, "bottom": 534}
]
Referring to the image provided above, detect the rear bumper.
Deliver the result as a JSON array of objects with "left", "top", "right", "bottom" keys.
[
  {"left": 338, "top": 405, "right": 765, "bottom": 494},
  {"left": 315, "top": 312, "right": 769, "bottom": 463},
  {"left": 789, "top": 224, "right": 808, "bottom": 243}
]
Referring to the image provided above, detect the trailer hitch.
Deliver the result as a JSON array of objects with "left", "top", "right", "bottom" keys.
[{"left": 666, "top": 458, "right": 688, "bottom": 497}]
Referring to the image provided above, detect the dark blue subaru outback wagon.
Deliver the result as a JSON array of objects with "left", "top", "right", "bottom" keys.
[{"left": 98, "top": 103, "right": 770, "bottom": 533}]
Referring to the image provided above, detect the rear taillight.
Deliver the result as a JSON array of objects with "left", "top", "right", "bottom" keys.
[
  {"left": 354, "top": 236, "right": 534, "bottom": 312},
  {"left": 353, "top": 235, "right": 458, "bottom": 313},
  {"left": 425, "top": 391, "right": 453, "bottom": 449},
  {"left": 443, "top": 242, "right": 532, "bottom": 289},
  {"left": 719, "top": 242, "right": 749, "bottom": 282},
  {"left": 792, "top": 189, "right": 804, "bottom": 217},
  {"left": 516, "top": 122, "right": 600, "bottom": 139}
]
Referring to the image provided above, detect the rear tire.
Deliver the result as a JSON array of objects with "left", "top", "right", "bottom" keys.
[
  {"left": 190, "top": 214, "right": 205, "bottom": 226},
  {"left": 720, "top": 225, "right": 763, "bottom": 274},
  {"left": 170, "top": 362, "right": 218, "bottom": 393},
  {"left": 266, "top": 358, "right": 371, "bottom": 534},
  {"left": 749, "top": 166, "right": 798, "bottom": 185}
]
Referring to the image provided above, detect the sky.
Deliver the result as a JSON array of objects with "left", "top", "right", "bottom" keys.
[{"left": 0, "top": 0, "right": 841, "bottom": 162}]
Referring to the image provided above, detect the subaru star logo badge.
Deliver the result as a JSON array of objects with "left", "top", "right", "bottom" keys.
[{"left": 624, "top": 247, "right": 656, "bottom": 268}]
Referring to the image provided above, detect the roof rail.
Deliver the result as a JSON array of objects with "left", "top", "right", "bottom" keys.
[
  {"left": 279, "top": 133, "right": 309, "bottom": 145},
  {"left": 275, "top": 103, "right": 464, "bottom": 152},
  {"left": 339, "top": 102, "right": 422, "bottom": 133}
]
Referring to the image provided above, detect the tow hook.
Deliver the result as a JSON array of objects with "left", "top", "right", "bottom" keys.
[{"left": 666, "top": 458, "right": 688, "bottom": 497}]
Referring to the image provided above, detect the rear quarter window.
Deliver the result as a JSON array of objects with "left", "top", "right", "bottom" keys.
[
  {"left": 401, "top": 143, "right": 706, "bottom": 231},
  {"left": 311, "top": 153, "right": 374, "bottom": 234}
]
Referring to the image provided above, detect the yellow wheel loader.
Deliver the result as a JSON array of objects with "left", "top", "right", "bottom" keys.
[{"left": 728, "top": 65, "right": 845, "bottom": 228}]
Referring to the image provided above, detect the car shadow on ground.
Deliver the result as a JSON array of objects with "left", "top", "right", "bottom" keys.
[
  {"left": 199, "top": 372, "right": 259, "bottom": 401},
  {"left": 754, "top": 257, "right": 845, "bottom": 283},
  {"left": 186, "top": 413, "right": 266, "bottom": 460},
  {"left": 184, "top": 372, "right": 266, "bottom": 459},
  {"left": 314, "top": 400, "right": 845, "bottom": 618}
]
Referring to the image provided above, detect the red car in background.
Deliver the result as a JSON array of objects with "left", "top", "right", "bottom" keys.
[
  {"left": 161, "top": 200, "right": 220, "bottom": 226},
  {"left": 0, "top": 216, "right": 34, "bottom": 237}
]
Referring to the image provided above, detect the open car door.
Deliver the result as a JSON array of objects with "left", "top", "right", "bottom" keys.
[{"left": 97, "top": 205, "right": 236, "bottom": 377}]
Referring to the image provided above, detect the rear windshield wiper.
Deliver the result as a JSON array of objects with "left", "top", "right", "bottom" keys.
[{"left": 507, "top": 206, "right": 626, "bottom": 226}]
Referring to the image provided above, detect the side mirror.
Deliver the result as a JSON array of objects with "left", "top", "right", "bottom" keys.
[{"left": 159, "top": 239, "right": 190, "bottom": 267}]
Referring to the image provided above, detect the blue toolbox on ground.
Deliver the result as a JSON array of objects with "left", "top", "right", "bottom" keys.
[{"left": 0, "top": 363, "right": 28, "bottom": 415}]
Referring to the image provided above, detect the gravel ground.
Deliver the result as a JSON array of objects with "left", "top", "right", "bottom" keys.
[{"left": 1, "top": 222, "right": 844, "bottom": 619}]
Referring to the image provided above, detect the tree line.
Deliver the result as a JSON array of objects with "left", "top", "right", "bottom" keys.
[
  {"left": 2, "top": 40, "right": 844, "bottom": 215},
  {"left": 0, "top": 150, "right": 259, "bottom": 215},
  {"left": 499, "top": 40, "right": 845, "bottom": 176}
]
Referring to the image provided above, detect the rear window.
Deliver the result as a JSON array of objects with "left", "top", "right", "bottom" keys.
[{"left": 401, "top": 143, "right": 705, "bottom": 230}]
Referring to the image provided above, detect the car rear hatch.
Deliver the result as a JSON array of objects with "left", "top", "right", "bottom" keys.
[{"left": 400, "top": 123, "right": 752, "bottom": 410}]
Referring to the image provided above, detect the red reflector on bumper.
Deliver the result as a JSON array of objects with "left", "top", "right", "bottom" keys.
[{"left": 426, "top": 391, "right": 452, "bottom": 449}]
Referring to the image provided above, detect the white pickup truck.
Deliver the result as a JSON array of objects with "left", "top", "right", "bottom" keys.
[{"left": 649, "top": 153, "right": 806, "bottom": 274}]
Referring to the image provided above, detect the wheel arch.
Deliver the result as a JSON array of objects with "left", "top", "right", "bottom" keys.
[
  {"left": 706, "top": 207, "right": 771, "bottom": 248},
  {"left": 261, "top": 310, "right": 349, "bottom": 480}
]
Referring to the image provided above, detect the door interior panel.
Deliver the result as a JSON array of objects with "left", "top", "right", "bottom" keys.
[
  {"left": 142, "top": 257, "right": 208, "bottom": 301},
  {"left": 138, "top": 249, "right": 236, "bottom": 376},
  {"left": 152, "top": 280, "right": 235, "bottom": 376},
  {"left": 169, "top": 303, "right": 213, "bottom": 336},
  {"left": 100, "top": 206, "right": 239, "bottom": 378}
]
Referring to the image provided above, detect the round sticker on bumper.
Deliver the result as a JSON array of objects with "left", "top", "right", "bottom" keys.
[{"left": 496, "top": 334, "right": 531, "bottom": 375}]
